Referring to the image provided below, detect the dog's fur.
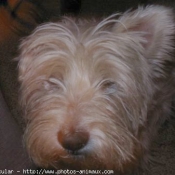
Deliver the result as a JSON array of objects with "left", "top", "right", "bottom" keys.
[{"left": 18, "top": 5, "right": 175, "bottom": 174}]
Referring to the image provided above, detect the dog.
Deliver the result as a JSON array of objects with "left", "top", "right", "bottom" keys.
[{"left": 17, "top": 5, "right": 175, "bottom": 174}]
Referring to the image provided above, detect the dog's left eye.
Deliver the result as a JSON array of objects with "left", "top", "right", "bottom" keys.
[
  {"left": 43, "top": 77, "right": 65, "bottom": 91},
  {"left": 101, "top": 81, "right": 117, "bottom": 95}
]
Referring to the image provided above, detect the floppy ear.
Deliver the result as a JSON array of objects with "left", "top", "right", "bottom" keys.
[{"left": 113, "top": 6, "right": 175, "bottom": 77}]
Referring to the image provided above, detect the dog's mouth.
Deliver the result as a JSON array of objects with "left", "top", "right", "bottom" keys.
[
  {"left": 57, "top": 154, "right": 105, "bottom": 171},
  {"left": 66, "top": 149, "right": 86, "bottom": 160},
  {"left": 57, "top": 153, "right": 87, "bottom": 170}
]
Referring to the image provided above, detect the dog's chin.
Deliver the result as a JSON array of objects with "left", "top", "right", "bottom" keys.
[
  {"left": 35, "top": 148, "right": 138, "bottom": 174},
  {"left": 46, "top": 158, "right": 136, "bottom": 175},
  {"left": 38, "top": 152, "right": 105, "bottom": 170},
  {"left": 49, "top": 157, "right": 116, "bottom": 172},
  {"left": 57, "top": 158, "right": 103, "bottom": 170}
]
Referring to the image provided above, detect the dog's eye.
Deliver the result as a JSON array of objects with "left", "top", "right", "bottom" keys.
[
  {"left": 102, "top": 81, "right": 117, "bottom": 94},
  {"left": 43, "top": 77, "right": 65, "bottom": 91}
]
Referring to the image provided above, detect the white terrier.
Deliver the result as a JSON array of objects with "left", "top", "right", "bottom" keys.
[{"left": 18, "top": 5, "right": 175, "bottom": 174}]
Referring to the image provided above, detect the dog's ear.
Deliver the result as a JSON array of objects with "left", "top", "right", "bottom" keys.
[{"left": 113, "top": 6, "right": 175, "bottom": 60}]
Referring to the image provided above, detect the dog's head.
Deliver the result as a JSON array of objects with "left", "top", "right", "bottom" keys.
[{"left": 18, "top": 6, "right": 174, "bottom": 172}]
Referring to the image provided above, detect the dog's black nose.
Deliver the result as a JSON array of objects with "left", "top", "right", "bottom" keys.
[{"left": 58, "top": 130, "right": 89, "bottom": 152}]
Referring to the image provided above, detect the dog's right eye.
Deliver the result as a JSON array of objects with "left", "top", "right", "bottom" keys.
[
  {"left": 101, "top": 80, "right": 117, "bottom": 95},
  {"left": 43, "top": 77, "right": 65, "bottom": 91}
]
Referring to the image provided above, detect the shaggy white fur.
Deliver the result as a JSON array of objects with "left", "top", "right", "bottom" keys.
[{"left": 18, "top": 5, "right": 175, "bottom": 174}]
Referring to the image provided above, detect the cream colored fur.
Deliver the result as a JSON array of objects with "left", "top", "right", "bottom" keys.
[{"left": 18, "top": 5, "right": 175, "bottom": 174}]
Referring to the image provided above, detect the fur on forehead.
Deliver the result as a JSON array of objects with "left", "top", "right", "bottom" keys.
[
  {"left": 18, "top": 5, "right": 175, "bottom": 80},
  {"left": 19, "top": 5, "right": 174, "bottom": 49}
]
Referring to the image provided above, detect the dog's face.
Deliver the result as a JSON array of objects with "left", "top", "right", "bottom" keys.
[{"left": 18, "top": 6, "right": 174, "bottom": 172}]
